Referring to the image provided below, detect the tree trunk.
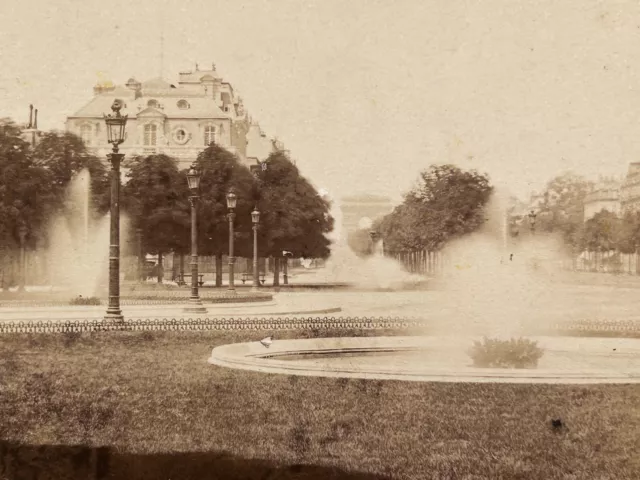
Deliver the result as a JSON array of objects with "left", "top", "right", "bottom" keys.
[
  {"left": 273, "top": 256, "right": 280, "bottom": 286},
  {"left": 0, "top": 247, "right": 4, "bottom": 290},
  {"left": 179, "top": 254, "right": 185, "bottom": 284},
  {"left": 283, "top": 257, "right": 288, "bottom": 285},
  {"left": 157, "top": 252, "right": 164, "bottom": 283},
  {"left": 215, "top": 253, "right": 223, "bottom": 287}
]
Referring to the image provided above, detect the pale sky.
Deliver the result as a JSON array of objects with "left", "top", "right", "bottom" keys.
[{"left": 2, "top": 0, "right": 640, "bottom": 203}]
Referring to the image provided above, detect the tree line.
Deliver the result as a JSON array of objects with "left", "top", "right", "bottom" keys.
[
  {"left": 348, "top": 164, "right": 494, "bottom": 256},
  {"left": 0, "top": 119, "right": 332, "bottom": 287},
  {"left": 346, "top": 166, "right": 640, "bottom": 262}
]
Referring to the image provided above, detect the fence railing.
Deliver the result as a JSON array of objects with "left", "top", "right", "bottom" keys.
[
  {"left": 572, "top": 250, "right": 640, "bottom": 275},
  {"left": 385, "top": 250, "right": 446, "bottom": 276},
  {"left": 0, "top": 316, "right": 639, "bottom": 335}
]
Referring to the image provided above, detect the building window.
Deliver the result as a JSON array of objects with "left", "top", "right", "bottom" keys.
[
  {"left": 172, "top": 126, "right": 190, "bottom": 145},
  {"left": 204, "top": 125, "right": 216, "bottom": 146},
  {"left": 144, "top": 124, "right": 157, "bottom": 146},
  {"left": 80, "top": 124, "right": 92, "bottom": 145},
  {"left": 177, "top": 99, "right": 189, "bottom": 109},
  {"left": 147, "top": 99, "right": 159, "bottom": 108}
]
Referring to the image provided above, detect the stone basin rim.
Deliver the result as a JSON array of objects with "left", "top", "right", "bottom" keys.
[{"left": 208, "top": 335, "right": 640, "bottom": 384}]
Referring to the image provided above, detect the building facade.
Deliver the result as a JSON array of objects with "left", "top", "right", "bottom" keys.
[
  {"left": 620, "top": 163, "right": 640, "bottom": 214},
  {"left": 340, "top": 194, "right": 395, "bottom": 236},
  {"left": 584, "top": 177, "right": 622, "bottom": 221},
  {"left": 66, "top": 64, "right": 275, "bottom": 168}
]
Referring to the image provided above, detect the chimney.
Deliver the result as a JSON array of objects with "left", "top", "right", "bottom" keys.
[
  {"left": 34, "top": 109, "right": 38, "bottom": 129},
  {"left": 28, "top": 104, "right": 33, "bottom": 129}
]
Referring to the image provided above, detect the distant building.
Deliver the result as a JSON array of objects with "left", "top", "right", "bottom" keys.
[
  {"left": 620, "top": 163, "right": 640, "bottom": 214},
  {"left": 528, "top": 191, "right": 545, "bottom": 212},
  {"left": 66, "top": 63, "right": 277, "bottom": 168},
  {"left": 340, "top": 194, "right": 395, "bottom": 235},
  {"left": 584, "top": 176, "right": 622, "bottom": 221}
]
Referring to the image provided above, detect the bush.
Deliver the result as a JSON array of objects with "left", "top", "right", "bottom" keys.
[
  {"left": 69, "top": 296, "right": 102, "bottom": 306},
  {"left": 468, "top": 337, "right": 544, "bottom": 369}
]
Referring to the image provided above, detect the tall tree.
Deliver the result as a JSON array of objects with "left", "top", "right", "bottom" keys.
[
  {"left": 537, "top": 172, "right": 593, "bottom": 251},
  {"left": 378, "top": 164, "right": 493, "bottom": 252},
  {"left": 0, "top": 120, "right": 56, "bottom": 250},
  {"left": 195, "top": 144, "right": 256, "bottom": 286},
  {"left": 581, "top": 210, "right": 621, "bottom": 272},
  {"left": 617, "top": 210, "right": 640, "bottom": 254},
  {"left": 121, "top": 154, "right": 190, "bottom": 281},
  {"left": 32, "top": 131, "right": 110, "bottom": 216},
  {"left": 257, "top": 151, "right": 333, "bottom": 285}
]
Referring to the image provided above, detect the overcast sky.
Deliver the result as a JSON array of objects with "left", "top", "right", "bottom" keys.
[{"left": 2, "top": 0, "right": 640, "bottom": 203}]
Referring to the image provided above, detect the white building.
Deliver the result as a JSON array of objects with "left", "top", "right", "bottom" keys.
[
  {"left": 584, "top": 177, "right": 622, "bottom": 221},
  {"left": 66, "top": 64, "right": 276, "bottom": 168}
]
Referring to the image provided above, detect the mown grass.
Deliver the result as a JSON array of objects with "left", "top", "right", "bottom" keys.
[{"left": 0, "top": 329, "right": 639, "bottom": 479}]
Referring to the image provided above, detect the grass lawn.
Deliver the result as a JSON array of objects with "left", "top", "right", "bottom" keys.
[{"left": 0, "top": 329, "right": 639, "bottom": 479}]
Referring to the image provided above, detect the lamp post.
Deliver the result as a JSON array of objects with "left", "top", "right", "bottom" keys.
[
  {"left": 251, "top": 208, "right": 260, "bottom": 291},
  {"left": 226, "top": 189, "right": 237, "bottom": 292},
  {"left": 528, "top": 210, "right": 537, "bottom": 235},
  {"left": 17, "top": 223, "right": 28, "bottom": 292},
  {"left": 136, "top": 227, "right": 143, "bottom": 283},
  {"left": 103, "top": 99, "right": 127, "bottom": 321},
  {"left": 184, "top": 163, "right": 207, "bottom": 314},
  {"left": 369, "top": 231, "right": 379, "bottom": 255}
]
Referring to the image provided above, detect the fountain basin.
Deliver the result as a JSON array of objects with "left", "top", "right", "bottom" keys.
[{"left": 208, "top": 335, "right": 640, "bottom": 384}]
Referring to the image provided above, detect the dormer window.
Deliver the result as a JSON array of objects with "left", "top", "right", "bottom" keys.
[
  {"left": 147, "top": 99, "right": 159, "bottom": 108},
  {"left": 177, "top": 99, "right": 190, "bottom": 109}
]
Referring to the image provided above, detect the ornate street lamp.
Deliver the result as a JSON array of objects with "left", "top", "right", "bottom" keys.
[
  {"left": 528, "top": 210, "right": 537, "bottom": 234},
  {"left": 103, "top": 99, "right": 127, "bottom": 321},
  {"left": 226, "top": 189, "right": 237, "bottom": 292},
  {"left": 184, "top": 163, "right": 207, "bottom": 313},
  {"left": 17, "top": 223, "right": 28, "bottom": 292},
  {"left": 251, "top": 208, "right": 260, "bottom": 291}
]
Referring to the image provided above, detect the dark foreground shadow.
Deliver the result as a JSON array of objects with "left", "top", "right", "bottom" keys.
[{"left": 0, "top": 441, "right": 390, "bottom": 479}]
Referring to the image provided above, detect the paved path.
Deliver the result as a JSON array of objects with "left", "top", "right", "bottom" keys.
[
  {"left": 3, "top": 276, "right": 640, "bottom": 326},
  {"left": 0, "top": 295, "right": 342, "bottom": 321}
]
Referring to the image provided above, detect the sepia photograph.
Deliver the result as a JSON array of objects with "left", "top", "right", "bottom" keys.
[{"left": 1, "top": 0, "right": 639, "bottom": 478}]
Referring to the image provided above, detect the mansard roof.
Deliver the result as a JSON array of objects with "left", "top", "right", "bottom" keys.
[{"left": 70, "top": 84, "right": 230, "bottom": 120}]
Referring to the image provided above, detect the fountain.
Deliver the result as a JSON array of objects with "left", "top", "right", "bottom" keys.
[
  {"left": 210, "top": 187, "right": 640, "bottom": 384},
  {"left": 302, "top": 193, "right": 426, "bottom": 290},
  {"left": 46, "top": 169, "right": 114, "bottom": 297}
]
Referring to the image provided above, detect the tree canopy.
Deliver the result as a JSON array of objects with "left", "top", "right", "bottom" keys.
[
  {"left": 536, "top": 172, "right": 593, "bottom": 251},
  {"left": 582, "top": 210, "right": 621, "bottom": 252},
  {"left": 32, "top": 131, "right": 110, "bottom": 215},
  {"left": 194, "top": 143, "right": 256, "bottom": 257},
  {"left": 0, "top": 120, "right": 58, "bottom": 250},
  {"left": 256, "top": 151, "right": 333, "bottom": 259},
  {"left": 121, "top": 154, "right": 190, "bottom": 255},
  {"left": 377, "top": 164, "right": 493, "bottom": 252}
]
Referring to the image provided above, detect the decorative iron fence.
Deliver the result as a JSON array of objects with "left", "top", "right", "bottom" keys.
[
  {"left": 0, "top": 316, "right": 420, "bottom": 334},
  {"left": 385, "top": 250, "right": 446, "bottom": 276},
  {"left": 0, "top": 316, "right": 638, "bottom": 335}
]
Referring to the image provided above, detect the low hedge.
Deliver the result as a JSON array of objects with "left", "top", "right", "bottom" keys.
[{"left": 468, "top": 337, "right": 544, "bottom": 369}]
